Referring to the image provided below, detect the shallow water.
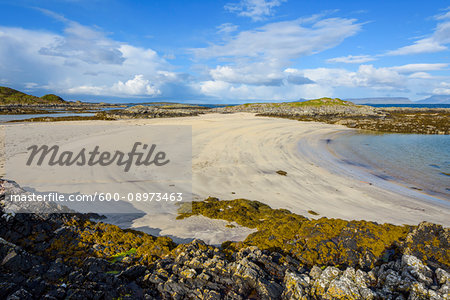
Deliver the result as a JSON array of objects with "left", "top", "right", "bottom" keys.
[
  {"left": 0, "top": 112, "right": 95, "bottom": 122},
  {"left": 330, "top": 132, "right": 450, "bottom": 200}
]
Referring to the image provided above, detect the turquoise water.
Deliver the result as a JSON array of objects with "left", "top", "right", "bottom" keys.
[
  {"left": 0, "top": 112, "right": 95, "bottom": 122},
  {"left": 331, "top": 132, "right": 450, "bottom": 200}
]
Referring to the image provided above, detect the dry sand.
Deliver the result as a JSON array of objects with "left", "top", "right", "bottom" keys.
[{"left": 2, "top": 113, "right": 449, "bottom": 244}]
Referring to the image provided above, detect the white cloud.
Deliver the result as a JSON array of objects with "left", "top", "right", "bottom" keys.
[
  {"left": 389, "top": 63, "right": 448, "bottom": 73},
  {"left": 210, "top": 65, "right": 282, "bottom": 86},
  {"left": 196, "top": 61, "right": 450, "bottom": 101},
  {"left": 192, "top": 16, "right": 361, "bottom": 97},
  {"left": 225, "top": 0, "right": 286, "bottom": 21},
  {"left": 197, "top": 79, "right": 327, "bottom": 101},
  {"left": 302, "top": 65, "right": 406, "bottom": 90},
  {"left": 67, "top": 75, "right": 161, "bottom": 97},
  {"left": 0, "top": 15, "right": 183, "bottom": 98},
  {"left": 112, "top": 75, "right": 161, "bottom": 96},
  {"left": 387, "top": 15, "right": 450, "bottom": 55},
  {"left": 435, "top": 10, "right": 450, "bottom": 21},
  {"left": 432, "top": 82, "right": 450, "bottom": 95},
  {"left": 217, "top": 23, "right": 239, "bottom": 34},
  {"left": 193, "top": 17, "right": 361, "bottom": 61},
  {"left": 408, "top": 72, "right": 432, "bottom": 79},
  {"left": 327, "top": 55, "right": 375, "bottom": 64}
]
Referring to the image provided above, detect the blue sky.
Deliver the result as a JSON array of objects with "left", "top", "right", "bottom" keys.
[{"left": 0, "top": 0, "right": 449, "bottom": 103}]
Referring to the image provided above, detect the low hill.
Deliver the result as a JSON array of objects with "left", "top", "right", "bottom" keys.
[
  {"left": 40, "top": 94, "right": 65, "bottom": 103},
  {"left": 216, "top": 97, "right": 380, "bottom": 115},
  {"left": 0, "top": 86, "right": 66, "bottom": 105},
  {"left": 416, "top": 95, "right": 450, "bottom": 104}
]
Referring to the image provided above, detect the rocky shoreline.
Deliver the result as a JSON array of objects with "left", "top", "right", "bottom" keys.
[
  {"left": 0, "top": 180, "right": 449, "bottom": 299},
  {"left": 4, "top": 95, "right": 449, "bottom": 135},
  {"left": 102, "top": 98, "right": 450, "bottom": 134},
  {"left": 212, "top": 99, "right": 450, "bottom": 135}
]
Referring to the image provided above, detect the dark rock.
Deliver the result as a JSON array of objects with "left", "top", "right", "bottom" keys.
[
  {"left": 6, "top": 288, "right": 33, "bottom": 300},
  {"left": 119, "top": 265, "right": 147, "bottom": 281}
]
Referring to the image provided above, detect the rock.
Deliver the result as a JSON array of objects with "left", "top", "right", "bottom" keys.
[
  {"left": 6, "top": 288, "right": 33, "bottom": 300},
  {"left": 44, "top": 259, "right": 70, "bottom": 281},
  {"left": 401, "top": 255, "right": 433, "bottom": 285},
  {"left": 436, "top": 268, "right": 450, "bottom": 285},
  {"left": 0, "top": 238, "right": 39, "bottom": 272},
  {"left": 309, "top": 265, "right": 322, "bottom": 280},
  {"left": 256, "top": 278, "right": 283, "bottom": 299},
  {"left": 0, "top": 282, "right": 17, "bottom": 299},
  {"left": 180, "top": 268, "right": 197, "bottom": 279},
  {"left": 282, "top": 271, "right": 310, "bottom": 299},
  {"left": 326, "top": 276, "right": 361, "bottom": 300},
  {"left": 312, "top": 266, "right": 341, "bottom": 297},
  {"left": 403, "top": 222, "right": 450, "bottom": 270},
  {"left": 204, "top": 289, "right": 221, "bottom": 300},
  {"left": 119, "top": 265, "right": 147, "bottom": 281},
  {"left": 83, "top": 257, "right": 111, "bottom": 273}
]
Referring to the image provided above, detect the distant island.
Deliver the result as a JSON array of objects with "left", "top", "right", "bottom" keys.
[
  {"left": 344, "top": 97, "right": 413, "bottom": 104},
  {"left": 416, "top": 95, "right": 450, "bottom": 104},
  {"left": 343, "top": 96, "right": 450, "bottom": 105}
]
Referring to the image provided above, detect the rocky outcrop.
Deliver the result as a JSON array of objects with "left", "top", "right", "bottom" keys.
[
  {"left": 214, "top": 98, "right": 384, "bottom": 118},
  {"left": 213, "top": 99, "right": 450, "bottom": 134},
  {"left": 106, "top": 104, "right": 209, "bottom": 119},
  {"left": 1, "top": 181, "right": 449, "bottom": 299},
  {"left": 1, "top": 232, "right": 449, "bottom": 299}
]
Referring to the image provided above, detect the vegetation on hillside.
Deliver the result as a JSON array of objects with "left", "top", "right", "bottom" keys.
[
  {"left": 40, "top": 94, "right": 65, "bottom": 103},
  {"left": 241, "top": 98, "right": 354, "bottom": 108},
  {"left": 0, "top": 86, "right": 66, "bottom": 104}
]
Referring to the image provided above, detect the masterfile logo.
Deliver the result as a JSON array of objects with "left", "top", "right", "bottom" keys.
[
  {"left": 25, "top": 142, "right": 170, "bottom": 172},
  {"left": 3, "top": 124, "right": 192, "bottom": 214}
]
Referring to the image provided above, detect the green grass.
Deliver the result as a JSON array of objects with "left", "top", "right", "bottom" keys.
[
  {"left": 0, "top": 86, "right": 66, "bottom": 104},
  {"left": 238, "top": 98, "right": 354, "bottom": 109},
  {"left": 284, "top": 98, "right": 353, "bottom": 107}
]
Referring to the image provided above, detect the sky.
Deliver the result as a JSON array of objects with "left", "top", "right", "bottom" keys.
[{"left": 0, "top": 0, "right": 449, "bottom": 103}]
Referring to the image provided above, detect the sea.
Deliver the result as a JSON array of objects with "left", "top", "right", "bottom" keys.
[{"left": 329, "top": 131, "right": 450, "bottom": 201}]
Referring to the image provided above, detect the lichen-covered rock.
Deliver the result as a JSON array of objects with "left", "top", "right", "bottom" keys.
[
  {"left": 402, "top": 255, "right": 433, "bottom": 285},
  {"left": 282, "top": 271, "right": 311, "bottom": 299},
  {"left": 312, "top": 266, "right": 341, "bottom": 296},
  {"left": 436, "top": 268, "right": 450, "bottom": 285},
  {"left": 1, "top": 187, "right": 449, "bottom": 299},
  {"left": 403, "top": 222, "right": 450, "bottom": 271}
]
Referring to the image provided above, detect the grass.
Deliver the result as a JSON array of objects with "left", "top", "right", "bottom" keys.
[
  {"left": 284, "top": 98, "right": 353, "bottom": 107},
  {"left": 0, "top": 86, "right": 66, "bottom": 104},
  {"left": 239, "top": 98, "right": 353, "bottom": 109}
]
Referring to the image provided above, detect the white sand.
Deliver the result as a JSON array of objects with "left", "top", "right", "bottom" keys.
[{"left": 2, "top": 113, "right": 449, "bottom": 244}]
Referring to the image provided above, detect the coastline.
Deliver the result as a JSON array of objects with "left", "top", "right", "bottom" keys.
[{"left": 2, "top": 113, "right": 449, "bottom": 244}]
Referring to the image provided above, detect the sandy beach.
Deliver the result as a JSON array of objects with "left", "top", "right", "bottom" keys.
[{"left": 2, "top": 113, "right": 449, "bottom": 244}]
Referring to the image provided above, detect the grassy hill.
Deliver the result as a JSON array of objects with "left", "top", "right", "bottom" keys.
[
  {"left": 0, "top": 86, "right": 66, "bottom": 105},
  {"left": 240, "top": 97, "right": 355, "bottom": 108}
]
